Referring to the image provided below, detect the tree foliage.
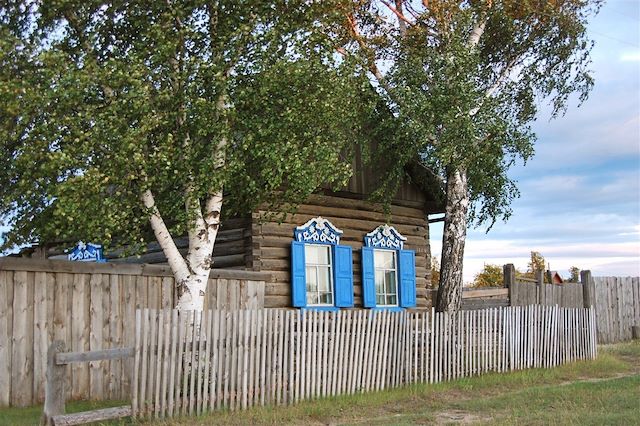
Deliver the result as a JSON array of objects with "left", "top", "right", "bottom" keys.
[
  {"left": 472, "top": 263, "right": 503, "bottom": 288},
  {"left": 567, "top": 266, "right": 581, "bottom": 283},
  {"left": 430, "top": 257, "right": 441, "bottom": 288},
  {"left": 337, "top": 0, "right": 600, "bottom": 311},
  {"left": 345, "top": 0, "right": 600, "bottom": 226},
  {"left": 0, "top": 1, "right": 373, "bottom": 253}
]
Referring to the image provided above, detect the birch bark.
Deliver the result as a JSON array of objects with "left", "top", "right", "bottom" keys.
[{"left": 435, "top": 17, "right": 486, "bottom": 312}]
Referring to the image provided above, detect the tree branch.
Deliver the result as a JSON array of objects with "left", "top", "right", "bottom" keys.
[
  {"left": 468, "top": 19, "right": 486, "bottom": 48},
  {"left": 140, "top": 189, "right": 189, "bottom": 282},
  {"left": 485, "top": 56, "right": 521, "bottom": 98},
  {"left": 381, "top": 0, "right": 412, "bottom": 34}
]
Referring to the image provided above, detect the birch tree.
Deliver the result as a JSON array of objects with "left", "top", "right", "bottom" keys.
[
  {"left": 0, "top": 1, "right": 372, "bottom": 310},
  {"left": 338, "top": 0, "right": 600, "bottom": 311}
]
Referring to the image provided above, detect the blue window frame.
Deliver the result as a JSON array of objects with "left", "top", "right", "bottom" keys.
[
  {"left": 291, "top": 217, "right": 353, "bottom": 309},
  {"left": 362, "top": 225, "right": 416, "bottom": 309}
]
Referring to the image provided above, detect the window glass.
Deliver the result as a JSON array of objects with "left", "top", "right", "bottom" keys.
[
  {"left": 304, "top": 245, "right": 333, "bottom": 306},
  {"left": 374, "top": 249, "right": 398, "bottom": 306}
]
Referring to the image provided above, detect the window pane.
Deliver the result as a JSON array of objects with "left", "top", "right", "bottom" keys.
[
  {"left": 305, "top": 244, "right": 331, "bottom": 265},
  {"left": 375, "top": 270, "right": 384, "bottom": 294},
  {"left": 374, "top": 250, "right": 395, "bottom": 269},
  {"left": 319, "top": 291, "right": 333, "bottom": 305},
  {"left": 305, "top": 245, "right": 319, "bottom": 264},
  {"left": 316, "top": 246, "right": 330, "bottom": 264},
  {"left": 306, "top": 266, "right": 317, "bottom": 293},
  {"left": 386, "top": 271, "right": 397, "bottom": 295},
  {"left": 388, "top": 294, "right": 397, "bottom": 305},
  {"left": 318, "top": 267, "right": 331, "bottom": 292},
  {"left": 376, "top": 294, "right": 384, "bottom": 305}
]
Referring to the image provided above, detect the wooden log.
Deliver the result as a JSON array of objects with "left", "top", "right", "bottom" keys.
[
  {"left": 51, "top": 405, "right": 132, "bottom": 426},
  {"left": 56, "top": 348, "right": 135, "bottom": 365},
  {"left": 42, "top": 341, "right": 67, "bottom": 426}
]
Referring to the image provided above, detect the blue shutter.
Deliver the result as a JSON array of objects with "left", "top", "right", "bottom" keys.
[
  {"left": 398, "top": 249, "right": 416, "bottom": 308},
  {"left": 291, "top": 241, "right": 307, "bottom": 307},
  {"left": 332, "top": 244, "right": 354, "bottom": 307},
  {"left": 361, "top": 247, "right": 376, "bottom": 308}
]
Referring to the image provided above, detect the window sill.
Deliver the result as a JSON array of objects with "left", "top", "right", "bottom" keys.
[
  {"left": 301, "top": 306, "right": 340, "bottom": 312},
  {"left": 370, "top": 306, "right": 403, "bottom": 312}
]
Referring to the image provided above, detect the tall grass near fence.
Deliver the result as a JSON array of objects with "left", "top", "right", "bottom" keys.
[{"left": 132, "top": 305, "right": 597, "bottom": 419}]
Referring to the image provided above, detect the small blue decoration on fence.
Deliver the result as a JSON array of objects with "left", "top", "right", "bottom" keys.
[
  {"left": 294, "top": 216, "right": 343, "bottom": 245},
  {"left": 364, "top": 225, "right": 406, "bottom": 250},
  {"left": 68, "top": 241, "right": 106, "bottom": 262}
]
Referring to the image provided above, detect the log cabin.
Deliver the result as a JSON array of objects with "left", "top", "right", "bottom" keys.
[{"left": 19, "top": 157, "right": 444, "bottom": 309}]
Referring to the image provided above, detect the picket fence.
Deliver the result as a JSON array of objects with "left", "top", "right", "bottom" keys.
[{"left": 131, "top": 305, "right": 597, "bottom": 418}]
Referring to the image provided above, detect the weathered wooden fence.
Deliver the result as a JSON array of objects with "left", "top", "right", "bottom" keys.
[
  {"left": 460, "top": 287, "right": 509, "bottom": 310},
  {"left": 592, "top": 277, "right": 640, "bottom": 344},
  {"left": 0, "top": 258, "right": 268, "bottom": 407},
  {"left": 132, "top": 305, "right": 597, "bottom": 418},
  {"left": 505, "top": 266, "right": 586, "bottom": 308}
]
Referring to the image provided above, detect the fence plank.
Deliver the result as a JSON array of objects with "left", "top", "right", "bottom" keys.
[
  {"left": 11, "top": 271, "right": 31, "bottom": 407},
  {"left": 0, "top": 272, "right": 11, "bottom": 406}
]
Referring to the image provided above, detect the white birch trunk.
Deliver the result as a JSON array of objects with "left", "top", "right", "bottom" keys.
[
  {"left": 174, "top": 190, "right": 224, "bottom": 311},
  {"left": 436, "top": 167, "right": 468, "bottom": 312},
  {"left": 435, "top": 17, "right": 487, "bottom": 312},
  {"left": 141, "top": 185, "right": 224, "bottom": 311}
]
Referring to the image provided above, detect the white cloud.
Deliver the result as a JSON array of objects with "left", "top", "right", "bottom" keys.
[{"left": 620, "top": 52, "right": 640, "bottom": 62}]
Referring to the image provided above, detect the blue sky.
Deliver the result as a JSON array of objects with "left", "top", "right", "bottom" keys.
[{"left": 430, "top": 0, "right": 640, "bottom": 282}]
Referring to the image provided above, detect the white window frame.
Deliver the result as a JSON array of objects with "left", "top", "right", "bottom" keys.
[
  {"left": 374, "top": 248, "right": 399, "bottom": 307},
  {"left": 304, "top": 244, "right": 334, "bottom": 307}
]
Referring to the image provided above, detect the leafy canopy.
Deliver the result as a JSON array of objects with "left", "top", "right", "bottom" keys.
[
  {"left": 0, "top": 1, "right": 373, "bottom": 252},
  {"left": 345, "top": 0, "right": 600, "bottom": 227},
  {"left": 472, "top": 263, "right": 504, "bottom": 288}
]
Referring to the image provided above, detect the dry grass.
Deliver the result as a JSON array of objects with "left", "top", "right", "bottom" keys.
[{"left": 2, "top": 341, "right": 638, "bottom": 425}]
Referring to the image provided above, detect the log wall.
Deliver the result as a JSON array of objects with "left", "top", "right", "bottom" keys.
[
  {"left": 251, "top": 193, "right": 432, "bottom": 308},
  {"left": 106, "top": 217, "right": 253, "bottom": 269}
]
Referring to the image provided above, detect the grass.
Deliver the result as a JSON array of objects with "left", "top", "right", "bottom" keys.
[{"left": 2, "top": 341, "right": 639, "bottom": 425}]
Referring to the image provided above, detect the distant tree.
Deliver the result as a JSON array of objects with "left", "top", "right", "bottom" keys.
[
  {"left": 472, "top": 264, "right": 503, "bottom": 288},
  {"left": 430, "top": 257, "right": 441, "bottom": 288},
  {"left": 567, "top": 266, "right": 581, "bottom": 283},
  {"left": 527, "top": 251, "right": 547, "bottom": 275},
  {"left": 518, "top": 251, "right": 551, "bottom": 283}
]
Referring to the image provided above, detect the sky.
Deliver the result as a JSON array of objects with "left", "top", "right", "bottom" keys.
[{"left": 430, "top": 0, "right": 640, "bottom": 283}]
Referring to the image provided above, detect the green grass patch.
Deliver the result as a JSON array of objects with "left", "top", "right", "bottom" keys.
[{"left": 2, "top": 341, "right": 638, "bottom": 425}]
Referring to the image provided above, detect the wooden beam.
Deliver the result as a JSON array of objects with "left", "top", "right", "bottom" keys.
[
  {"left": 0, "top": 257, "right": 272, "bottom": 281},
  {"left": 461, "top": 288, "right": 509, "bottom": 299},
  {"left": 52, "top": 405, "right": 132, "bottom": 425},
  {"left": 56, "top": 348, "right": 134, "bottom": 365}
]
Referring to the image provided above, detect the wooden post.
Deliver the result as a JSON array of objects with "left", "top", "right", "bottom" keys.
[
  {"left": 42, "top": 341, "right": 66, "bottom": 426},
  {"left": 535, "top": 270, "right": 544, "bottom": 305},
  {"left": 504, "top": 264, "right": 516, "bottom": 305},
  {"left": 580, "top": 270, "right": 594, "bottom": 309}
]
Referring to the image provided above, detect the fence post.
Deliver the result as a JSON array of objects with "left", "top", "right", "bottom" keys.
[
  {"left": 535, "top": 270, "right": 544, "bottom": 305},
  {"left": 504, "top": 264, "right": 516, "bottom": 305},
  {"left": 580, "top": 270, "right": 594, "bottom": 308},
  {"left": 41, "top": 341, "right": 66, "bottom": 426}
]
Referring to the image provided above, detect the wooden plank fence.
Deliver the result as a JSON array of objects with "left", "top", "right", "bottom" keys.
[
  {"left": 593, "top": 277, "right": 640, "bottom": 344},
  {"left": 132, "top": 305, "right": 597, "bottom": 418},
  {"left": 0, "top": 258, "right": 267, "bottom": 407}
]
